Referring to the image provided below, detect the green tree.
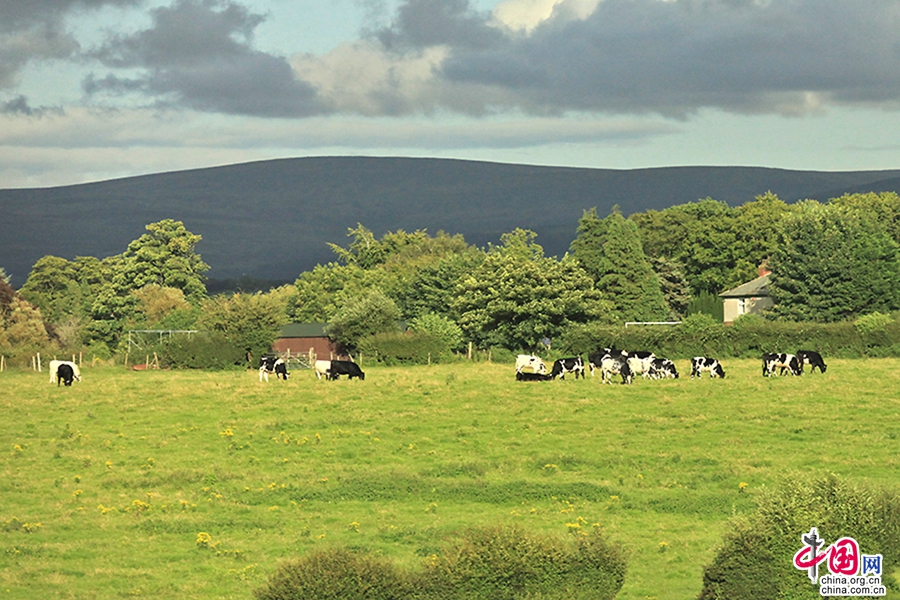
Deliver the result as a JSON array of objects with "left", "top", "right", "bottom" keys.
[
  {"left": 631, "top": 199, "right": 740, "bottom": 295},
  {"left": 571, "top": 208, "right": 670, "bottom": 322},
  {"left": 454, "top": 231, "right": 611, "bottom": 350},
  {"left": 395, "top": 251, "right": 485, "bottom": 319},
  {"left": 326, "top": 289, "right": 402, "bottom": 352},
  {"left": 769, "top": 201, "right": 900, "bottom": 322},
  {"left": 290, "top": 263, "right": 380, "bottom": 322},
  {"left": 119, "top": 219, "right": 209, "bottom": 301},
  {"left": 198, "top": 292, "right": 290, "bottom": 362},
  {"left": 0, "top": 296, "right": 51, "bottom": 352},
  {"left": 731, "top": 192, "right": 793, "bottom": 284}
]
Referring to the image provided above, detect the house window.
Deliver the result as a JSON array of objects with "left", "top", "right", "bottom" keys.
[{"left": 737, "top": 299, "right": 746, "bottom": 315}]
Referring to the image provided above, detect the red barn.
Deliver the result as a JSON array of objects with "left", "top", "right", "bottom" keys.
[{"left": 271, "top": 323, "right": 340, "bottom": 360}]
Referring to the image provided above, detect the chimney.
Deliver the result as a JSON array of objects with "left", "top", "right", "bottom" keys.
[{"left": 758, "top": 260, "right": 771, "bottom": 278}]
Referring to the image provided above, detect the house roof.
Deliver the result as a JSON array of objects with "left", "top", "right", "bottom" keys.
[
  {"left": 719, "top": 273, "right": 771, "bottom": 298},
  {"left": 278, "top": 323, "right": 329, "bottom": 338}
]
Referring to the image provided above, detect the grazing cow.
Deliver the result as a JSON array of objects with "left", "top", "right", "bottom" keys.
[
  {"left": 515, "top": 354, "right": 547, "bottom": 374},
  {"left": 516, "top": 371, "right": 552, "bottom": 381},
  {"left": 48, "top": 360, "right": 81, "bottom": 384},
  {"left": 314, "top": 360, "right": 332, "bottom": 380},
  {"left": 600, "top": 355, "right": 633, "bottom": 384},
  {"left": 626, "top": 351, "right": 656, "bottom": 380},
  {"left": 550, "top": 356, "right": 585, "bottom": 380},
  {"left": 56, "top": 363, "right": 76, "bottom": 386},
  {"left": 649, "top": 358, "right": 679, "bottom": 379},
  {"left": 796, "top": 350, "right": 827, "bottom": 374},
  {"left": 762, "top": 353, "right": 802, "bottom": 377},
  {"left": 328, "top": 360, "right": 365, "bottom": 380},
  {"left": 691, "top": 357, "right": 726, "bottom": 379},
  {"left": 259, "top": 356, "right": 289, "bottom": 382},
  {"left": 588, "top": 348, "right": 626, "bottom": 376}
]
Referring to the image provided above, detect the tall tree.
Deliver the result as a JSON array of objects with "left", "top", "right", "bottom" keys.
[
  {"left": 454, "top": 230, "right": 611, "bottom": 350},
  {"left": 769, "top": 201, "right": 900, "bottom": 322},
  {"left": 119, "top": 219, "right": 209, "bottom": 301},
  {"left": 571, "top": 208, "right": 669, "bottom": 322}
]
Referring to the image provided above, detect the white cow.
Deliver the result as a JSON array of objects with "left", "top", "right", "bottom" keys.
[
  {"left": 515, "top": 354, "right": 546, "bottom": 374},
  {"left": 49, "top": 360, "right": 81, "bottom": 384},
  {"left": 314, "top": 360, "right": 332, "bottom": 380}
]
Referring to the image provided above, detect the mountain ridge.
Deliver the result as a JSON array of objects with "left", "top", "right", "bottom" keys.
[{"left": 2, "top": 156, "right": 899, "bottom": 283}]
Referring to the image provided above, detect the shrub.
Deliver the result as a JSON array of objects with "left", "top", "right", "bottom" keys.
[
  {"left": 854, "top": 312, "right": 894, "bottom": 336},
  {"left": 417, "top": 525, "right": 626, "bottom": 600},
  {"left": 357, "top": 331, "right": 448, "bottom": 365},
  {"left": 154, "top": 331, "right": 245, "bottom": 369},
  {"left": 409, "top": 313, "right": 464, "bottom": 352},
  {"left": 254, "top": 547, "right": 411, "bottom": 600},
  {"left": 698, "top": 473, "right": 900, "bottom": 599}
]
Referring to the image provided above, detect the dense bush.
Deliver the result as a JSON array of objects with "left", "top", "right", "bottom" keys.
[
  {"left": 153, "top": 331, "right": 246, "bottom": 369},
  {"left": 418, "top": 525, "right": 626, "bottom": 600},
  {"left": 559, "top": 315, "right": 900, "bottom": 359},
  {"left": 254, "top": 526, "right": 626, "bottom": 600},
  {"left": 699, "top": 474, "right": 900, "bottom": 599},
  {"left": 357, "top": 331, "right": 450, "bottom": 365},
  {"left": 254, "top": 547, "right": 411, "bottom": 600}
]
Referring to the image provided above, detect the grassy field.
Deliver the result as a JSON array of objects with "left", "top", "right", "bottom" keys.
[{"left": 1, "top": 358, "right": 899, "bottom": 599}]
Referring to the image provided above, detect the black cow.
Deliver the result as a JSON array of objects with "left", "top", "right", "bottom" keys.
[
  {"left": 550, "top": 356, "right": 585, "bottom": 379},
  {"left": 762, "top": 353, "right": 802, "bottom": 377},
  {"left": 329, "top": 360, "right": 365, "bottom": 380},
  {"left": 797, "top": 350, "right": 827, "bottom": 374},
  {"left": 516, "top": 371, "right": 553, "bottom": 381},
  {"left": 57, "top": 363, "right": 75, "bottom": 386},
  {"left": 691, "top": 357, "right": 725, "bottom": 379},
  {"left": 649, "top": 357, "right": 679, "bottom": 379},
  {"left": 259, "top": 356, "right": 289, "bottom": 382}
]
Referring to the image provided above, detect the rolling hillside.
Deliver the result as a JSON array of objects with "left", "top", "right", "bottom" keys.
[{"left": 2, "top": 156, "right": 899, "bottom": 283}]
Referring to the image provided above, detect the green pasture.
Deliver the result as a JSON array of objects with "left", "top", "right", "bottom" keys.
[{"left": 1, "top": 359, "right": 899, "bottom": 599}]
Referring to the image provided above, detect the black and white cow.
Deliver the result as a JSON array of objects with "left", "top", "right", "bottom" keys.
[
  {"left": 796, "top": 350, "right": 827, "bottom": 374},
  {"left": 329, "top": 360, "right": 365, "bottom": 380},
  {"left": 588, "top": 348, "right": 626, "bottom": 377},
  {"left": 762, "top": 353, "right": 802, "bottom": 377},
  {"left": 516, "top": 371, "right": 552, "bottom": 381},
  {"left": 259, "top": 356, "right": 289, "bottom": 382},
  {"left": 49, "top": 359, "right": 81, "bottom": 384},
  {"left": 56, "top": 363, "right": 76, "bottom": 386},
  {"left": 600, "top": 355, "right": 633, "bottom": 384},
  {"left": 626, "top": 351, "right": 656, "bottom": 380},
  {"left": 550, "top": 356, "right": 585, "bottom": 379},
  {"left": 648, "top": 357, "right": 679, "bottom": 379},
  {"left": 515, "top": 354, "right": 547, "bottom": 374},
  {"left": 691, "top": 357, "right": 726, "bottom": 379}
]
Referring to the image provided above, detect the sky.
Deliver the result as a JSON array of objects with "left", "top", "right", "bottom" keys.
[{"left": 3, "top": 0, "right": 900, "bottom": 188}]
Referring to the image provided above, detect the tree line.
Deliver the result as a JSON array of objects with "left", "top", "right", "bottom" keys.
[{"left": 2, "top": 191, "right": 899, "bottom": 364}]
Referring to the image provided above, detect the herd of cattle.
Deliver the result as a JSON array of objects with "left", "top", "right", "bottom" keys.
[
  {"left": 46, "top": 349, "right": 828, "bottom": 387},
  {"left": 514, "top": 349, "right": 828, "bottom": 384}
]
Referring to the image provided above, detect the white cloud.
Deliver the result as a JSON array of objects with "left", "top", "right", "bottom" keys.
[{"left": 491, "top": 0, "right": 600, "bottom": 31}]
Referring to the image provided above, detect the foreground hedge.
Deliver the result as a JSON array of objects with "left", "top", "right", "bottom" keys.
[
  {"left": 559, "top": 314, "right": 900, "bottom": 359},
  {"left": 255, "top": 525, "right": 626, "bottom": 600},
  {"left": 699, "top": 474, "right": 900, "bottom": 599}
]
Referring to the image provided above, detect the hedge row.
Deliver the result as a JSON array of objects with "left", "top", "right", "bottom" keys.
[
  {"left": 558, "top": 314, "right": 900, "bottom": 359},
  {"left": 254, "top": 525, "right": 626, "bottom": 600}
]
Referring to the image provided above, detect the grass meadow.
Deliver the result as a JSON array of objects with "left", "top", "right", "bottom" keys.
[{"left": 1, "top": 358, "right": 899, "bottom": 599}]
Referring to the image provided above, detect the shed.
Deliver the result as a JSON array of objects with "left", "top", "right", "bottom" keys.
[
  {"left": 272, "top": 323, "right": 340, "bottom": 359},
  {"left": 719, "top": 270, "right": 773, "bottom": 324}
]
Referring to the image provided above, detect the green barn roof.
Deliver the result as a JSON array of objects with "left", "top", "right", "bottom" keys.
[{"left": 278, "top": 323, "right": 329, "bottom": 338}]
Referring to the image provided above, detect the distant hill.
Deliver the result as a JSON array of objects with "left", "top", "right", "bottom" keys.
[{"left": 2, "top": 156, "right": 899, "bottom": 284}]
